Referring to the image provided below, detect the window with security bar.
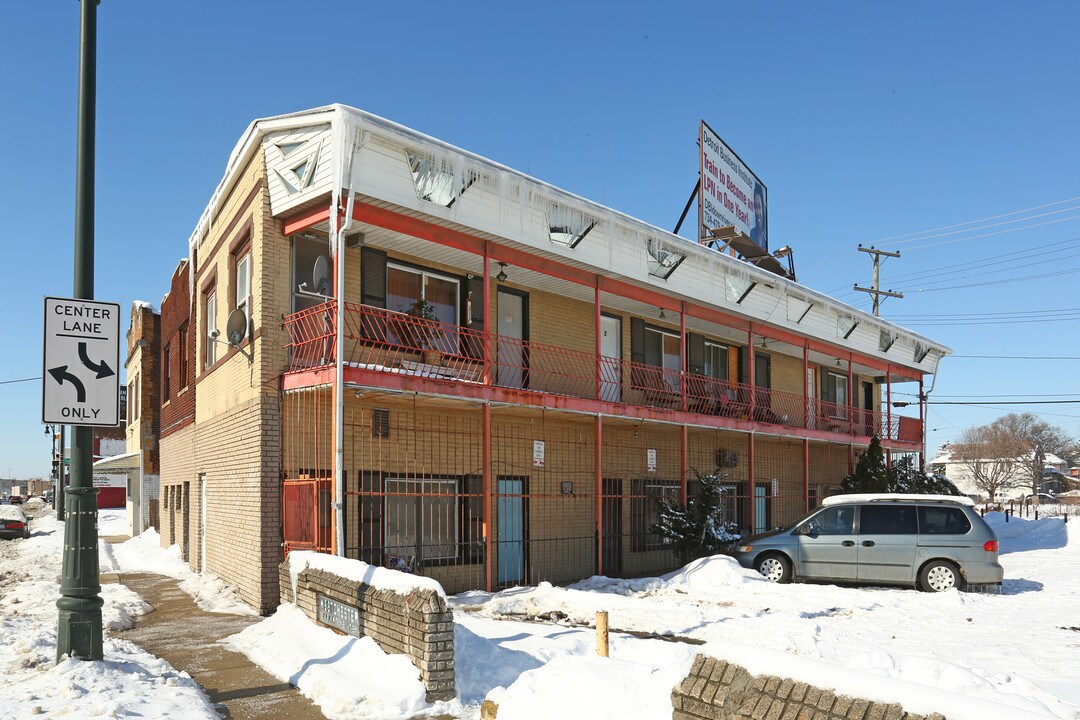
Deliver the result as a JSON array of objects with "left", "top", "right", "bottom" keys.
[{"left": 384, "top": 476, "right": 460, "bottom": 566}]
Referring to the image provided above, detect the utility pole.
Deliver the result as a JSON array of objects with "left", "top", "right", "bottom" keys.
[
  {"left": 57, "top": 0, "right": 104, "bottom": 662},
  {"left": 853, "top": 244, "right": 903, "bottom": 316}
]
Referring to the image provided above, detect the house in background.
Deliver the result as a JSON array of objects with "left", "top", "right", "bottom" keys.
[
  {"left": 93, "top": 301, "right": 161, "bottom": 533},
  {"left": 158, "top": 259, "right": 197, "bottom": 564},
  {"left": 929, "top": 445, "right": 1067, "bottom": 500},
  {"left": 157, "top": 105, "right": 949, "bottom": 613}
]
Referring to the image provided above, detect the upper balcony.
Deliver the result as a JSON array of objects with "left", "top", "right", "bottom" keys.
[{"left": 283, "top": 300, "right": 924, "bottom": 446}]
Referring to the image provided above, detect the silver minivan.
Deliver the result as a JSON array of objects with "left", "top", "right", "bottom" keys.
[{"left": 734, "top": 494, "right": 1003, "bottom": 592}]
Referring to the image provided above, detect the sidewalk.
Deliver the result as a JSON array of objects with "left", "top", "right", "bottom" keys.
[{"left": 101, "top": 555, "right": 326, "bottom": 720}]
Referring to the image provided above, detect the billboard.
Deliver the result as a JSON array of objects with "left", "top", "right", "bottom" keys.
[{"left": 698, "top": 121, "right": 768, "bottom": 252}]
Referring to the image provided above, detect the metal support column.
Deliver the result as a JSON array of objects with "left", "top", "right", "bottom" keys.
[
  {"left": 679, "top": 304, "right": 687, "bottom": 413},
  {"left": 594, "top": 414, "right": 603, "bottom": 577},
  {"left": 918, "top": 377, "right": 926, "bottom": 468},
  {"left": 680, "top": 424, "right": 688, "bottom": 508},
  {"left": 57, "top": 0, "right": 103, "bottom": 663},
  {"left": 746, "top": 433, "right": 756, "bottom": 535},
  {"left": 803, "top": 439, "right": 810, "bottom": 512},
  {"left": 482, "top": 402, "right": 493, "bottom": 592},
  {"left": 594, "top": 285, "right": 602, "bottom": 400},
  {"left": 483, "top": 252, "right": 492, "bottom": 386}
]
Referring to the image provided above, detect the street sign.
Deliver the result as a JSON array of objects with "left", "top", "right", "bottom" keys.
[{"left": 42, "top": 296, "right": 121, "bottom": 427}]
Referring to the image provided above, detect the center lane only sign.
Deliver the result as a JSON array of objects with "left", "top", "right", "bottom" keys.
[{"left": 42, "top": 296, "right": 121, "bottom": 426}]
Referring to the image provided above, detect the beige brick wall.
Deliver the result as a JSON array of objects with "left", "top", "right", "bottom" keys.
[{"left": 158, "top": 423, "right": 196, "bottom": 557}]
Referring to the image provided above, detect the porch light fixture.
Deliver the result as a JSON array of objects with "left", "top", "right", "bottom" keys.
[
  {"left": 658, "top": 308, "right": 667, "bottom": 320},
  {"left": 496, "top": 263, "right": 508, "bottom": 282}
]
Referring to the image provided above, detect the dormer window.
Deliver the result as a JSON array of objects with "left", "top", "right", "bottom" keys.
[
  {"left": 546, "top": 202, "right": 596, "bottom": 249},
  {"left": 646, "top": 238, "right": 685, "bottom": 279},
  {"left": 405, "top": 150, "right": 477, "bottom": 208}
]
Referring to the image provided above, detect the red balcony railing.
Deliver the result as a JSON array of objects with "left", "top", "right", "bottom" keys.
[{"left": 284, "top": 301, "right": 922, "bottom": 443}]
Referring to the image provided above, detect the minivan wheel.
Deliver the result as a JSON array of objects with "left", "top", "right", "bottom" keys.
[
  {"left": 755, "top": 554, "right": 793, "bottom": 584},
  {"left": 919, "top": 560, "right": 961, "bottom": 592}
]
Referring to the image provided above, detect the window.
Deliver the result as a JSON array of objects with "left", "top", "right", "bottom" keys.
[
  {"left": 860, "top": 505, "right": 917, "bottom": 535},
  {"left": 162, "top": 343, "right": 171, "bottom": 401},
  {"left": 205, "top": 290, "right": 218, "bottom": 368},
  {"left": 644, "top": 327, "right": 681, "bottom": 392},
  {"left": 405, "top": 150, "right": 478, "bottom": 207},
  {"left": 917, "top": 506, "right": 971, "bottom": 535},
  {"left": 235, "top": 251, "right": 251, "bottom": 338},
  {"left": 824, "top": 371, "right": 848, "bottom": 416},
  {"left": 646, "top": 238, "right": 685, "bottom": 279},
  {"left": 804, "top": 506, "right": 854, "bottom": 535},
  {"left": 386, "top": 264, "right": 459, "bottom": 349},
  {"left": 292, "top": 235, "right": 328, "bottom": 312},
  {"left": 384, "top": 476, "right": 459, "bottom": 563},
  {"left": 631, "top": 479, "right": 679, "bottom": 551},
  {"left": 546, "top": 202, "right": 596, "bottom": 248},
  {"left": 178, "top": 323, "right": 189, "bottom": 390},
  {"left": 128, "top": 380, "right": 138, "bottom": 421},
  {"left": 704, "top": 342, "right": 729, "bottom": 381}
]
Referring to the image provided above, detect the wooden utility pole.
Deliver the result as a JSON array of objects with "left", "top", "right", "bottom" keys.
[{"left": 853, "top": 245, "right": 903, "bottom": 316}]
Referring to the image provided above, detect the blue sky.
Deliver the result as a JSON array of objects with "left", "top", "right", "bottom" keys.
[{"left": 2, "top": 2, "right": 1079, "bottom": 478}]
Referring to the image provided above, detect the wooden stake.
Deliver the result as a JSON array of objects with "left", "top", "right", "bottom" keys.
[{"left": 596, "top": 610, "right": 609, "bottom": 657}]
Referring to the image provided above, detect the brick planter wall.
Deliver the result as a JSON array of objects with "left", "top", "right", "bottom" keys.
[
  {"left": 280, "top": 562, "right": 455, "bottom": 701},
  {"left": 672, "top": 654, "right": 947, "bottom": 720}
]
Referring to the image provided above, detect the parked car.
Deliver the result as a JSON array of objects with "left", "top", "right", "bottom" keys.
[
  {"left": 0, "top": 505, "right": 30, "bottom": 540},
  {"left": 45, "top": 490, "right": 55, "bottom": 504},
  {"left": 1020, "top": 493, "right": 1057, "bottom": 505},
  {"left": 734, "top": 493, "right": 1003, "bottom": 592},
  {"left": 8, "top": 495, "right": 23, "bottom": 506}
]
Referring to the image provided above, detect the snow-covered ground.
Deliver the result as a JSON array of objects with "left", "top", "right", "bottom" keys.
[{"left": 0, "top": 503, "right": 1077, "bottom": 719}]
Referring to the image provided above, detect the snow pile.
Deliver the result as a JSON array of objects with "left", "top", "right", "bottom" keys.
[
  {"left": 223, "top": 604, "right": 455, "bottom": 719},
  {"left": 286, "top": 550, "right": 448, "bottom": 598},
  {"left": 985, "top": 512, "right": 1068, "bottom": 552},
  {"left": 98, "top": 513, "right": 255, "bottom": 616},
  {"left": 0, "top": 510, "right": 219, "bottom": 719}
]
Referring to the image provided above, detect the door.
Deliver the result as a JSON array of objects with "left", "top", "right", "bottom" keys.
[
  {"left": 806, "top": 367, "right": 817, "bottom": 429},
  {"left": 601, "top": 478, "right": 623, "bottom": 577},
  {"left": 600, "top": 316, "right": 622, "bottom": 403},
  {"left": 497, "top": 477, "right": 528, "bottom": 585},
  {"left": 181, "top": 481, "right": 190, "bottom": 562},
  {"left": 861, "top": 382, "right": 875, "bottom": 436},
  {"left": 794, "top": 505, "right": 858, "bottom": 580},
  {"left": 856, "top": 504, "right": 919, "bottom": 584},
  {"left": 199, "top": 474, "right": 207, "bottom": 573},
  {"left": 496, "top": 289, "right": 528, "bottom": 389},
  {"left": 754, "top": 483, "right": 770, "bottom": 534},
  {"left": 754, "top": 352, "right": 771, "bottom": 416}
]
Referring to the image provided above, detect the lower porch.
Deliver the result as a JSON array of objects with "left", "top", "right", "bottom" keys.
[{"left": 281, "top": 389, "right": 862, "bottom": 594}]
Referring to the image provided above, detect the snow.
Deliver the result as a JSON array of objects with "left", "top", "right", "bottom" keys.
[
  {"left": 2, "top": 505, "right": 1079, "bottom": 719},
  {"left": 821, "top": 492, "right": 975, "bottom": 506},
  {"left": 285, "top": 550, "right": 448, "bottom": 598}
]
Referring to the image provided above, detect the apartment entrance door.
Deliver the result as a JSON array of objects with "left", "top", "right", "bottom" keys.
[
  {"left": 497, "top": 477, "right": 528, "bottom": 585},
  {"left": 601, "top": 478, "right": 623, "bottom": 576},
  {"left": 600, "top": 315, "right": 622, "bottom": 403},
  {"left": 497, "top": 289, "right": 528, "bottom": 389}
]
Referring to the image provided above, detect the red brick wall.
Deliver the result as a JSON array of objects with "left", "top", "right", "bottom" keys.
[{"left": 161, "top": 259, "right": 196, "bottom": 438}]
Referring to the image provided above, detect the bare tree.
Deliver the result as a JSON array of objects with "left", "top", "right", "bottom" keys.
[
  {"left": 952, "top": 425, "right": 1029, "bottom": 501},
  {"left": 989, "top": 413, "right": 1075, "bottom": 502}
]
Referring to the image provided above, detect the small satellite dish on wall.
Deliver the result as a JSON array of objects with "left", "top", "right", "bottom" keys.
[
  {"left": 226, "top": 308, "right": 248, "bottom": 346},
  {"left": 312, "top": 255, "right": 330, "bottom": 296}
]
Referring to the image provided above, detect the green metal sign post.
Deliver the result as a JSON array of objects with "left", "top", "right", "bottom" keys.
[{"left": 57, "top": 0, "right": 104, "bottom": 662}]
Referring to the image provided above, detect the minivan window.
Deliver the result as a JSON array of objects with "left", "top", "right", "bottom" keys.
[
  {"left": 805, "top": 506, "right": 855, "bottom": 535},
  {"left": 860, "top": 505, "right": 917, "bottom": 534},
  {"left": 918, "top": 506, "right": 972, "bottom": 535}
]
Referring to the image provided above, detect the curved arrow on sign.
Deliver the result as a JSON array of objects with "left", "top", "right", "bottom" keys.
[
  {"left": 78, "top": 342, "right": 114, "bottom": 379},
  {"left": 48, "top": 365, "right": 86, "bottom": 403}
]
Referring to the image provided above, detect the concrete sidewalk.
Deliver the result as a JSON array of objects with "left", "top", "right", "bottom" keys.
[{"left": 103, "top": 569, "right": 326, "bottom": 720}]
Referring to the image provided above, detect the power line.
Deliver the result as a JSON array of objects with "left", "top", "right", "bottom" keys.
[
  {"left": 950, "top": 354, "right": 1080, "bottom": 360},
  {"left": 0, "top": 376, "right": 40, "bottom": 386},
  {"left": 867, "top": 193, "right": 1080, "bottom": 245},
  {"left": 910, "top": 266, "right": 1080, "bottom": 292},
  {"left": 929, "top": 400, "right": 1080, "bottom": 405}
]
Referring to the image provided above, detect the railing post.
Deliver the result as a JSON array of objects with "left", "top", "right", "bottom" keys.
[
  {"left": 594, "top": 285, "right": 602, "bottom": 401},
  {"left": 483, "top": 253, "right": 492, "bottom": 386},
  {"left": 679, "top": 304, "right": 687, "bottom": 413}
]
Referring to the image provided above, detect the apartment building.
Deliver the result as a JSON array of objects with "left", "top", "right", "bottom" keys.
[{"left": 160, "top": 105, "right": 949, "bottom": 612}]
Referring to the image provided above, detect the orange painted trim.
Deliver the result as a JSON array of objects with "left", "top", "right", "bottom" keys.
[{"left": 285, "top": 198, "right": 926, "bottom": 377}]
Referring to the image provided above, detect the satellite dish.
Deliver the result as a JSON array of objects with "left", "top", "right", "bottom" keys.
[
  {"left": 312, "top": 255, "right": 330, "bottom": 296},
  {"left": 225, "top": 308, "right": 248, "bottom": 346}
]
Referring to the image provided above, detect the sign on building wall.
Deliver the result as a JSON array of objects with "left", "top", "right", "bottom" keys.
[
  {"left": 698, "top": 121, "right": 768, "bottom": 252},
  {"left": 533, "top": 440, "right": 545, "bottom": 468},
  {"left": 647, "top": 449, "right": 657, "bottom": 473},
  {"left": 42, "top": 296, "right": 121, "bottom": 427}
]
